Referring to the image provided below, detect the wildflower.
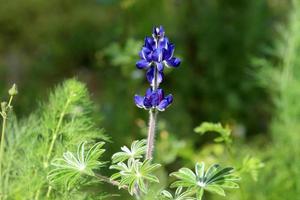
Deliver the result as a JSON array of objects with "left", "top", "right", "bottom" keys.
[
  {"left": 136, "top": 26, "right": 181, "bottom": 85},
  {"left": 134, "top": 88, "right": 173, "bottom": 111}
]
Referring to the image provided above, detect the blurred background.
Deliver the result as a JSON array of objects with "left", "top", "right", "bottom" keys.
[{"left": 1, "top": 0, "right": 300, "bottom": 199}]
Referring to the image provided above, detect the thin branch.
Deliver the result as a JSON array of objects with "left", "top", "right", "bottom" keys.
[{"left": 94, "top": 173, "right": 127, "bottom": 189}]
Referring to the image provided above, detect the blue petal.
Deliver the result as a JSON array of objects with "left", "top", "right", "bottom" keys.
[
  {"left": 144, "top": 37, "right": 155, "bottom": 50},
  {"left": 146, "top": 67, "right": 154, "bottom": 84},
  {"left": 156, "top": 88, "right": 164, "bottom": 102},
  {"left": 146, "top": 67, "right": 164, "bottom": 86},
  {"left": 156, "top": 62, "right": 164, "bottom": 72},
  {"left": 143, "top": 97, "right": 152, "bottom": 109},
  {"left": 136, "top": 60, "right": 150, "bottom": 69},
  {"left": 166, "top": 57, "right": 181, "bottom": 67},
  {"left": 134, "top": 95, "right": 144, "bottom": 108},
  {"left": 139, "top": 47, "right": 151, "bottom": 61},
  {"left": 157, "top": 94, "right": 173, "bottom": 111},
  {"left": 163, "top": 43, "right": 175, "bottom": 60},
  {"left": 157, "top": 99, "right": 170, "bottom": 111},
  {"left": 152, "top": 48, "right": 163, "bottom": 62},
  {"left": 151, "top": 91, "right": 160, "bottom": 106},
  {"left": 165, "top": 94, "right": 173, "bottom": 104},
  {"left": 145, "top": 87, "right": 152, "bottom": 98},
  {"left": 157, "top": 71, "right": 164, "bottom": 85},
  {"left": 158, "top": 37, "right": 169, "bottom": 49}
]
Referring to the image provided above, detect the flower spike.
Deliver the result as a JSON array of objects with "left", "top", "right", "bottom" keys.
[{"left": 135, "top": 26, "right": 181, "bottom": 86}]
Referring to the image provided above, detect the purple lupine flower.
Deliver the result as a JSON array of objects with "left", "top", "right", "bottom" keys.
[
  {"left": 136, "top": 26, "right": 181, "bottom": 85},
  {"left": 134, "top": 88, "right": 173, "bottom": 111}
]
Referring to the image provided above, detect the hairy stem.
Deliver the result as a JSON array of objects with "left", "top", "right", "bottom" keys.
[
  {"left": 146, "top": 109, "right": 158, "bottom": 160},
  {"left": 94, "top": 173, "right": 127, "bottom": 189}
]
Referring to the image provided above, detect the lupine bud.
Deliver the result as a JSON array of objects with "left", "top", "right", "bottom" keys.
[
  {"left": 152, "top": 26, "right": 165, "bottom": 39},
  {"left": 8, "top": 84, "right": 18, "bottom": 96}
]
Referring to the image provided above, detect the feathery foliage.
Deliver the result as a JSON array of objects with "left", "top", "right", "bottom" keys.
[
  {"left": 243, "top": 1, "right": 300, "bottom": 199},
  {"left": 0, "top": 79, "right": 107, "bottom": 199}
]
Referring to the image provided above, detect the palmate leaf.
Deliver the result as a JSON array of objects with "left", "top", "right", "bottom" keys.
[
  {"left": 170, "top": 162, "right": 240, "bottom": 200},
  {"left": 110, "top": 159, "right": 161, "bottom": 195},
  {"left": 48, "top": 141, "right": 106, "bottom": 189},
  {"left": 111, "top": 140, "right": 147, "bottom": 163},
  {"left": 159, "top": 187, "right": 196, "bottom": 200}
]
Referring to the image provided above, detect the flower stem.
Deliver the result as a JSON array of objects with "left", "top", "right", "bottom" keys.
[{"left": 146, "top": 109, "right": 158, "bottom": 160}]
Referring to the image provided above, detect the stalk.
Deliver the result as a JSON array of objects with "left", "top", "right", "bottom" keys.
[
  {"left": 145, "top": 60, "right": 159, "bottom": 160},
  {"left": 35, "top": 97, "right": 71, "bottom": 199},
  {"left": 95, "top": 173, "right": 127, "bottom": 188},
  {"left": 45, "top": 98, "right": 71, "bottom": 166},
  {"left": 145, "top": 109, "right": 158, "bottom": 160}
]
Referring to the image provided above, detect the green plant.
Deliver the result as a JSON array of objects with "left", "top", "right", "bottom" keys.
[
  {"left": 48, "top": 141, "right": 106, "bottom": 189},
  {"left": 0, "top": 79, "right": 108, "bottom": 199},
  {"left": 0, "top": 84, "right": 17, "bottom": 199},
  {"left": 169, "top": 163, "right": 239, "bottom": 200},
  {"left": 194, "top": 122, "right": 232, "bottom": 148}
]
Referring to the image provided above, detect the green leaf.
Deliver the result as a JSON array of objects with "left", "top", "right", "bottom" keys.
[
  {"left": 48, "top": 141, "right": 106, "bottom": 189},
  {"left": 109, "top": 156, "right": 161, "bottom": 196},
  {"left": 111, "top": 140, "right": 146, "bottom": 163},
  {"left": 196, "top": 188, "right": 204, "bottom": 200},
  {"left": 194, "top": 122, "right": 232, "bottom": 146},
  {"left": 169, "top": 162, "right": 240, "bottom": 199},
  {"left": 205, "top": 185, "right": 225, "bottom": 196}
]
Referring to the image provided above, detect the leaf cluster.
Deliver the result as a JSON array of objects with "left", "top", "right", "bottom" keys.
[
  {"left": 159, "top": 162, "right": 240, "bottom": 200},
  {"left": 110, "top": 140, "right": 161, "bottom": 196}
]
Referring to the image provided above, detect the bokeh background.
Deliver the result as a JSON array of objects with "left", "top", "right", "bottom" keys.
[{"left": 0, "top": 0, "right": 299, "bottom": 199}]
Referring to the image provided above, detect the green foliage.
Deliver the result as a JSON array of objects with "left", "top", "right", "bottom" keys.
[
  {"left": 238, "top": 1, "right": 300, "bottom": 200},
  {"left": 0, "top": 84, "right": 17, "bottom": 199},
  {"left": 194, "top": 122, "right": 232, "bottom": 147},
  {"left": 0, "top": 1, "right": 292, "bottom": 198},
  {"left": 170, "top": 162, "right": 240, "bottom": 200},
  {"left": 239, "top": 156, "right": 264, "bottom": 182},
  {"left": 159, "top": 187, "right": 196, "bottom": 200},
  {"left": 102, "top": 38, "right": 143, "bottom": 77},
  {"left": 0, "top": 79, "right": 107, "bottom": 199},
  {"left": 110, "top": 140, "right": 161, "bottom": 196},
  {"left": 111, "top": 140, "right": 147, "bottom": 164},
  {"left": 48, "top": 141, "right": 106, "bottom": 190},
  {"left": 111, "top": 159, "right": 161, "bottom": 195}
]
